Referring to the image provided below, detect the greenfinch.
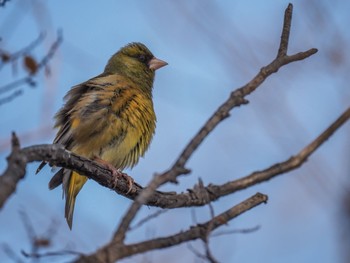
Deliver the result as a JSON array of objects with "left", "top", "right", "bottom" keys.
[{"left": 37, "top": 42, "right": 167, "bottom": 229}]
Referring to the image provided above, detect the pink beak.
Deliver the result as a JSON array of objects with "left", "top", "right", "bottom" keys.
[{"left": 148, "top": 57, "right": 168, "bottom": 70}]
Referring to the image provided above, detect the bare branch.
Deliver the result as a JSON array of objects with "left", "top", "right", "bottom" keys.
[
  {"left": 211, "top": 225, "right": 261, "bottom": 237},
  {"left": 159, "top": 5, "right": 318, "bottom": 185},
  {"left": 129, "top": 209, "right": 169, "bottom": 231},
  {"left": 21, "top": 249, "right": 82, "bottom": 259},
  {"left": 209, "top": 106, "right": 350, "bottom": 196},
  {"left": 0, "top": 132, "right": 26, "bottom": 209},
  {"left": 73, "top": 193, "right": 267, "bottom": 263},
  {"left": 0, "top": 0, "right": 11, "bottom": 8},
  {"left": 277, "top": 3, "right": 292, "bottom": 57}
]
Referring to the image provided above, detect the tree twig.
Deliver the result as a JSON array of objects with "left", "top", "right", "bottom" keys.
[{"left": 73, "top": 193, "right": 267, "bottom": 263}]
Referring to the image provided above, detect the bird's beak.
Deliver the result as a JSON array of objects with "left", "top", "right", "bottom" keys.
[{"left": 148, "top": 57, "right": 168, "bottom": 70}]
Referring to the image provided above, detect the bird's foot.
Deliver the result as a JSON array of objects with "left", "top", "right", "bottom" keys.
[
  {"left": 116, "top": 172, "right": 134, "bottom": 195},
  {"left": 93, "top": 157, "right": 134, "bottom": 194}
]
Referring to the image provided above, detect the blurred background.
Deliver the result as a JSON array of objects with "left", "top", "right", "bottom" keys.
[{"left": 0, "top": 0, "right": 349, "bottom": 262}]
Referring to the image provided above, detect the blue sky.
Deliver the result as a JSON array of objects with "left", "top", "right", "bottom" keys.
[{"left": 0, "top": 1, "right": 349, "bottom": 262}]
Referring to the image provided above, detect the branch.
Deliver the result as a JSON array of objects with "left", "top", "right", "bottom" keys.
[
  {"left": 108, "top": 2, "right": 318, "bottom": 246},
  {"left": 1, "top": 106, "right": 349, "bottom": 210},
  {"left": 0, "top": 32, "right": 45, "bottom": 71},
  {"left": 0, "top": 30, "right": 62, "bottom": 105},
  {"left": 162, "top": 3, "right": 317, "bottom": 183},
  {"left": 0, "top": 0, "right": 10, "bottom": 7},
  {"left": 98, "top": 6, "right": 318, "bottom": 238},
  {"left": 0, "top": 132, "right": 26, "bottom": 209},
  {"left": 73, "top": 193, "right": 267, "bottom": 263}
]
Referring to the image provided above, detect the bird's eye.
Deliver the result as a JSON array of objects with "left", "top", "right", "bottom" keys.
[{"left": 138, "top": 54, "right": 147, "bottom": 63}]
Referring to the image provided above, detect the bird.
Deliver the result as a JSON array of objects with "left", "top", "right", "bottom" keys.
[{"left": 36, "top": 42, "right": 167, "bottom": 229}]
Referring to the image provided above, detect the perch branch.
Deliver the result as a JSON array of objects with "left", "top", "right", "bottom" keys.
[{"left": 1, "top": 107, "right": 348, "bottom": 211}]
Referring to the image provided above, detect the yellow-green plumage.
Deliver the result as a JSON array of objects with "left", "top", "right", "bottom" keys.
[{"left": 37, "top": 43, "right": 167, "bottom": 229}]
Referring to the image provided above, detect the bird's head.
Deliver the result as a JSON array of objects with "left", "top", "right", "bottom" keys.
[{"left": 104, "top": 42, "right": 167, "bottom": 92}]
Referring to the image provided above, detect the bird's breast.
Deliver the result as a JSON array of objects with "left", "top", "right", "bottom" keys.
[{"left": 71, "top": 86, "right": 156, "bottom": 170}]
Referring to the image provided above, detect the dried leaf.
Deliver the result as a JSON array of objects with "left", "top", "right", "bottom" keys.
[
  {"left": 34, "top": 238, "right": 51, "bottom": 248},
  {"left": 23, "top": 55, "right": 38, "bottom": 75}
]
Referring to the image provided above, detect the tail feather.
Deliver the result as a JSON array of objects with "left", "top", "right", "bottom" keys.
[
  {"left": 48, "top": 169, "right": 64, "bottom": 190},
  {"left": 64, "top": 171, "right": 87, "bottom": 229},
  {"left": 36, "top": 161, "right": 47, "bottom": 174}
]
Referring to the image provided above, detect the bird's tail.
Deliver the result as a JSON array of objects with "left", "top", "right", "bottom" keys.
[{"left": 64, "top": 170, "right": 87, "bottom": 229}]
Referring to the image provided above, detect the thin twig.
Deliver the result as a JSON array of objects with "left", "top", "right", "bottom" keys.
[
  {"left": 211, "top": 225, "right": 261, "bottom": 237},
  {"left": 129, "top": 209, "right": 169, "bottom": 231},
  {"left": 200, "top": 203, "right": 219, "bottom": 263},
  {"left": 21, "top": 249, "right": 82, "bottom": 259}
]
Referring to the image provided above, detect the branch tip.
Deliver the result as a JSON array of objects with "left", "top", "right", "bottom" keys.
[
  {"left": 277, "top": 3, "right": 293, "bottom": 57},
  {"left": 11, "top": 132, "right": 20, "bottom": 151}
]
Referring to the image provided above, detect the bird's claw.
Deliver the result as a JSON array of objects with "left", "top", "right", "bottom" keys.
[
  {"left": 93, "top": 156, "right": 134, "bottom": 194},
  {"left": 111, "top": 170, "right": 134, "bottom": 194}
]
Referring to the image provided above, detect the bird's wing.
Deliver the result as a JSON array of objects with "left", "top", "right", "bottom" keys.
[
  {"left": 53, "top": 73, "right": 112, "bottom": 147},
  {"left": 36, "top": 73, "right": 110, "bottom": 174}
]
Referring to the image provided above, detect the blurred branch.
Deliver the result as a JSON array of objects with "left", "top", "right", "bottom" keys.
[
  {"left": 0, "top": 0, "right": 10, "bottom": 7},
  {"left": 19, "top": 209, "right": 56, "bottom": 259},
  {"left": 0, "top": 89, "right": 23, "bottom": 105},
  {"left": 0, "top": 30, "right": 62, "bottom": 106},
  {"left": 2, "top": 243, "right": 24, "bottom": 263},
  {"left": 0, "top": 32, "right": 45, "bottom": 70},
  {"left": 129, "top": 209, "right": 169, "bottom": 231}
]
